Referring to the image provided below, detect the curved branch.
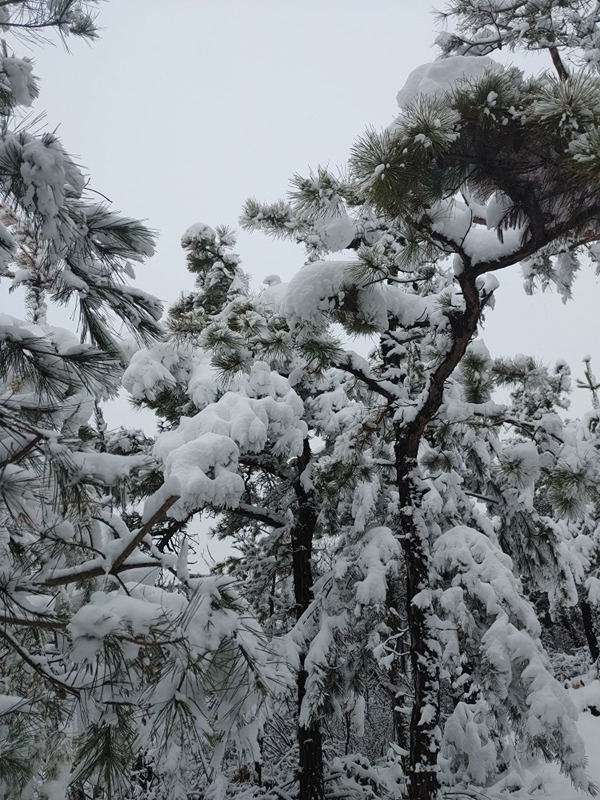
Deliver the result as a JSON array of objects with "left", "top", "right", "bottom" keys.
[
  {"left": 336, "top": 355, "right": 397, "bottom": 402},
  {"left": 0, "top": 626, "right": 79, "bottom": 697}
]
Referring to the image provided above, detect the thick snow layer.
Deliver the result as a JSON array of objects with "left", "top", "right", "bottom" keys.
[
  {"left": 486, "top": 191, "right": 514, "bottom": 230},
  {"left": 283, "top": 259, "right": 453, "bottom": 333},
  {"left": 312, "top": 212, "right": 356, "bottom": 252},
  {"left": 396, "top": 55, "right": 500, "bottom": 109},
  {"left": 181, "top": 221, "right": 216, "bottom": 248},
  {"left": 68, "top": 451, "right": 150, "bottom": 486},
  {"left": 384, "top": 283, "right": 445, "bottom": 327},
  {"left": 17, "top": 134, "right": 85, "bottom": 242},
  {"left": 538, "top": 709, "right": 600, "bottom": 799},
  {"left": 354, "top": 526, "right": 400, "bottom": 606},
  {"left": 68, "top": 587, "right": 186, "bottom": 663},
  {"left": 429, "top": 197, "right": 527, "bottom": 266},
  {"left": 149, "top": 363, "right": 307, "bottom": 518},
  {"left": 123, "top": 342, "right": 218, "bottom": 408},
  {"left": 283, "top": 260, "right": 387, "bottom": 331},
  {"left": 2, "top": 57, "right": 36, "bottom": 106}
]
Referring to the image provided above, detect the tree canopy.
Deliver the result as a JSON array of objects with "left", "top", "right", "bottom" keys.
[{"left": 3, "top": 2, "right": 600, "bottom": 800}]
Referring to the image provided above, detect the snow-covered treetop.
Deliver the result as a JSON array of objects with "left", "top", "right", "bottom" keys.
[
  {"left": 395, "top": 54, "right": 500, "bottom": 110},
  {"left": 351, "top": 56, "right": 600, "bottom": 290},
  {"left": 437, "top": 0, "right": 600, "bottom": 74}
]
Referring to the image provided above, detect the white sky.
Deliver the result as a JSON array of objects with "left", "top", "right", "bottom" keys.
[{"left": 8, "top": 0, "right": 600, "bottom": 418}]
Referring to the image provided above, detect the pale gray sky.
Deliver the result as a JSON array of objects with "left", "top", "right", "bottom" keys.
[{"left": 11, "top": 0, "right": 600, "bottom": 417}]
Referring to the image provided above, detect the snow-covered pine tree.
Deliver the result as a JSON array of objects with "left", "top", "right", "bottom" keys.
[
  {"left": 0, "top": 6, "right": 275, "bottom": 799},
  {"left": 150, "top": 164, "right": 600, "bottom": 800},
  {"left": 125, "top": 222, "right": 400, "bottom": 800},
  {"left": 237, "top": 6, "right": 600, "bottom": 794},
  {"left": 17, "top": 1, "right": 598, "bottom": 798}
]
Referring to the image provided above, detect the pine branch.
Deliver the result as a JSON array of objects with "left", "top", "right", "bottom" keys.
[
  {"left": 235, "top": 502, "right": 287, "bottom": 529},
  {"left": 2, "top": 432, "right": 42, "bottom": 465},
  {"left": 0, "top": 626, "right": 79, "bottom": 696},
  {"left": 39, "top": 495, "right": 178, "bottom": 587},
  {"left": 335, "top": 355, "right": 397, "bottom": 402},
  {"left": 0, "top": 610, "right": 63, "bottom": 629}
]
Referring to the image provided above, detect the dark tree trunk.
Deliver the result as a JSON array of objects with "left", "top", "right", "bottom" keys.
[
  {"left": 581, "top": 598, "right": 600, "bottom": 662},
  {"left": 384, "top": 270, "right": 485, "bottom": 800},
  {"left": 395, "top": 448, "right": 441, "bottom": 800},
  {"left": 291, "top": 438, "right": 325, "bottom": 800},
  {"left": 386, "top": 583, "right": 410, "bottom": 752},
  {"left": 297, "top": 665, "right": 325, "bottom": 800}
]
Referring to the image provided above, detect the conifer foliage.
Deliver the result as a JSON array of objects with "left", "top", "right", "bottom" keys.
[
  {"left": 0, "top": 4, "right": 261, "bottom": 799},
  {"left": 132, "top": 2, "right": 600, "bottom": 799},
  {"left": 5, "top": 2, "right": 600, "bottom": 800}
]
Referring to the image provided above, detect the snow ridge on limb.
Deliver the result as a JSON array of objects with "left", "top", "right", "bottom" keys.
[{"left": 148, "top": 363, "right": 307, "bottom": 520}]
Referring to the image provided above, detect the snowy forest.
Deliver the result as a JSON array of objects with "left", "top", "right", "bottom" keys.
[{"left": 4, "top": 1, "right": 600, "bottom": 799}]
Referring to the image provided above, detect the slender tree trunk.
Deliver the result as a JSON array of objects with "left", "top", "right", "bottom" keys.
[
  {"left": 291, "top": 439, "right": 324, "bottom": 800},
  {"left": 384, "top": 271, "right": 484, "bottom": 800},
  {"left": 580, "top": 598, "right": 600, "bottom": 663},
  {"left": 395, "top": 447, "right": 441, "bottom": 800},
  {"left": 386, "top": 584, "right": 410, "bottom": 752},
  {"left": 296, "top": 666, "right": 325, "bottom": 800}
]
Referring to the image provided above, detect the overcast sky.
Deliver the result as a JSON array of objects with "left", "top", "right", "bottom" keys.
[{"left": 11, "top": 0, "right": 600, "bottom": 418}]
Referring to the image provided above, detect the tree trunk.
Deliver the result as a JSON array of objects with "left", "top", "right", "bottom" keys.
[
  {"left": 396, "top": 449, "right": 441, "bottom": 800},
  {"left": 297, "top": 665, "right": 325, "bottom": 800},
  {"left": 291, "top": 438, "right": 325, "bottom": 800},
  {"left": 384, "top": 273, "right": 484, "bottom": 800},
  {"left": 386, "top": 584, "right": 410, "bottom": 752},
  {"left": 580, "top": 598, "right": 600, "bottom": 663}
]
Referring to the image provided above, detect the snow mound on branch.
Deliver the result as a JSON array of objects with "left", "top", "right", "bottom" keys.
[
  {"left": 434, "top": 525, "right": 539, "bottom": 634},
  {"left": 354, "top": 526, "right": 400, "bottom": 606},
  {"left": 282, "top": 259, "right": 458, "bottom": 333},
  {"left": 163, "top": 431, "right": 244, "bottom": 516},
  {"left": 68, "top": 451, "right": 150, "bottom": 486},
  {"left": 181, "top": 221, "right": 216, "bottom": 247},
  {"left": 151, "top": 364, "right": 307, "bottom": 517},
  {"left": 312, "top": 212, "right": 356, "bottom": 252},
  {"left": 384, "top": 283, "right": 444, "bottom": 327},
  {"left": 124, "top": 342, "right": 219, "bottom": 409},
  {"left": 68, "top": 590, "right": 174, "bottom": 662},
  {"left": 283, "top": 260, "right": 387, "bottom": 330},
  {"left": 2, "top": 56, "right": 37, "bottom": 106},
  {"left": 396, "top": 55, "right": 501, "bottom": 109}
]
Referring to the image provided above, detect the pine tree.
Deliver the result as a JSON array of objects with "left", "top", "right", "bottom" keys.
[
  {"left": 136, "top": 133, "right": 600, "bottom": 799},
  {"left": 13, "top": 1, "right": 600, "bottom": 798},
  {"left": 125, "top": 223, "right": 362, "bottom": 800},
  {"left": 237, "top": 11, "right": 600, "bottom": 788},
  {"left": 0, "top": 6, "right": 278, "bottom": 799}
]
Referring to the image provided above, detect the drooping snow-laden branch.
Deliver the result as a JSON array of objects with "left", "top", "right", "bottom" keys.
[
  {"left": 0, "top": 626, "right": 80, "bottom": 697},
  {"left": 39, "top": 494, "right": 178, "bottom": 588},
  {"left": 335, "top": 354, "right": 398, "bottom": 402}
]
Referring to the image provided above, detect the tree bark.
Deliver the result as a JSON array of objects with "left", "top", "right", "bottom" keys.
[
  {"left": 386, "top": 583, "right": 410, "bottom": 752},
  {"left": 291, "top": 438, "right": 325, "bottom": 800},
  {"left": 296, "top": 666, "right": 325, "bottom": 800},
  {"left": 387, "top": 269, "right": 485, "bottom": 800},
  {"left": 580, "top": 598, "right": 600, "bottom": 663},
  {"left": 395, "top": 446, "right": 441, "bottom": 800}
]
